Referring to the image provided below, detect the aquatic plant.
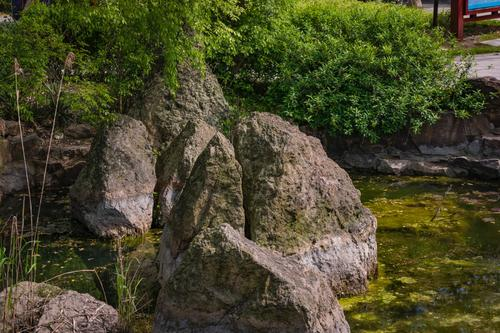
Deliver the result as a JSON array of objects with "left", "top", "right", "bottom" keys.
[
  {"left": 115, "top": 238, "right": 143, "bottom": 332},
  {"left": 0, "top": 54, "right": 73, "bottom": 330}
]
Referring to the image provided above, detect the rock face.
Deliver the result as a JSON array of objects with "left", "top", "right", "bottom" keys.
[
  {"left": 132, "top": 65, "right": 228, "bottom": 149},
  {"left": 451, "top": 157, "right": 500, "bottom": 179},
  {"left": 158, "top": 132, "right": 245, "bottom": 283},
  {"left": 233, "top": 113, "right": 377, "bottom": 295},
  {"left": 0, "top": 120, "right": 93, "bottom": 204},
  {"left": 0, "top": 282, "right": 119, "bottom": 333},
  {"left": 0, "top": 162, "right": 33, "bottom": 203},
  {"left": 70, "top": 115, "right": 156, "bottom": 237},
  {"left": 154, "top": 112, "right": 378, "bottom": 331},
  {"left": 411, "top": 112, "right": 491, "bottom": 147},
  {"left": 154, "top": 224, "right": 349, "bottom": 333},
  {"left": 156, "top": 120, "right": 217, "bottom": 226}
]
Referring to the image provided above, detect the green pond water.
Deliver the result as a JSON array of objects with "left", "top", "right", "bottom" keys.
[
  {"left": 0, "top": 175, "right": 499, "bottom": 332},
  {"left": 343, "top": 175, "right": 500, "bottom": 333}
]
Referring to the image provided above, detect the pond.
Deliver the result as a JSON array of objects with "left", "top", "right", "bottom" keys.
[
  {"left": 0, "top": 189, "right": 162, "bottom": 331},
  {"left": 0, "top": 175, "right": 498, "bottom": 332},
  {"left": 342, "top": 175, "right": 500, "bottom": 333}
]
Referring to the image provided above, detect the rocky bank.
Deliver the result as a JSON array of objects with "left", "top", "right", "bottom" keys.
[
  {"left": 322, "top": 77, "right": 500, "bottom": 180},
  {"left": 0, "top": 120, "right": 93, "bottom": 206}
]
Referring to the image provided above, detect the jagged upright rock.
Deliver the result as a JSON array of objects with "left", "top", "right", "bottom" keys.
[
  {"left": 131, "top": 65, "right": 228, "bottom": 149},
  {"left": 70, "top": 115, "right": 156, "bottom": 237},
  {"left": 158, "top": 132, "right": 245, "bottom": 283},
  {"left": 154, "top": 224, "right": 350, "bottom": 333},
  {"left": 156, "top": 120, "right": 217, "bottom": 226},
  {"left": 233, "top": 112, "right": 377, "bottom": 296}
]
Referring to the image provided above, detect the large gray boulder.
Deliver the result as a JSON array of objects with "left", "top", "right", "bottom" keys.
[
  {"left": 158, "top": 132, "right": 245, "bottom": 283},
  {"left": 154, "top": 224, "right": 350, "bottom": 333},
  {"left": 132, "top": 65, "right": 228, "bottom": 149},
  {"left": 156, "top": 120, "right": 217, "bottom": 226},
  {"left": 0, "top": 282, "right": 119, "bottom": 333},
  {"left": 233, "top": 112, "right": 377, "bottom": 296},
  {"left": 70, "top": 115, "right": 156, "bottom": 237}
]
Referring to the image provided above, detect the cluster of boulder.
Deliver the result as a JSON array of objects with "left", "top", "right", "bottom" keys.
[
  {"left": 66, "top": 67, "right": 377, "bottom": 332},
  {"left": 153, "top": 113, "right": 376, "bottom": 333},
  {"left": 0, "top": 66, "right": 377, "bottom": 332},
  {"left": 3, "top": 44, "right": 500, "bottom": 333}
]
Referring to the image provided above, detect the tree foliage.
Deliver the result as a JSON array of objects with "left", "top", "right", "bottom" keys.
[{"left": 0, "top": 0, "right": 247, "bottom": 123}]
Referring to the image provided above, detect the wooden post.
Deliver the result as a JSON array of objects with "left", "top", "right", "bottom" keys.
[
  {"left": 451, "top": 0, "right": 465, "bottom": 40},
  {"left": 433, "top": 0, "right": 440, "bottom": 27}
]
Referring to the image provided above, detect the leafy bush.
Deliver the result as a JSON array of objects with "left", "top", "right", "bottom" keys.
[
  {"left": 0, "top": 0, "right": 10, "bottom": 13},
  {"left": 0, "top": 3, "right": 71, "bottom": 121},
  {"left": 206, "top": 0, "right": 294, "bottom": 73},
  {"left": 210, "top": 0, "right": 484, "bottom": 141}
]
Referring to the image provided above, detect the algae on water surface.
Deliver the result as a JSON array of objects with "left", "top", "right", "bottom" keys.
[{"left": 342, "top": 175, "right": 500, "bottom": 332}]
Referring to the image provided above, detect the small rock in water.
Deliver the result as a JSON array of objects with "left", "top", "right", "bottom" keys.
[{"left": 481, "top": 217, "right": 495, "bottom": 224}]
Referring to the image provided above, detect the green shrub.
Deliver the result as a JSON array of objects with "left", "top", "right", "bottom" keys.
[
  {"left": 0, "top": 3, "right": 71, "bottom": 121},
  {"left": 210, "top": 0, "right": 484, "bottom": 141},
  {"left": 0, "top": 0, "right": 484, "bottom": 137},
  {"left": 206, "top": 0, "right": 294, "bottom": 73},
  {"left": 0, "top": 0, "right": 10, "bottom": 13}
]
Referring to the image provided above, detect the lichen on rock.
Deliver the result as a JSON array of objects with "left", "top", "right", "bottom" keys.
[
  {"left": 157, "top": 132, "right": 245, "bottom": 283},
  {"left": 131, "top": 65, "right": 229, "bottom": 149},
  {"left": 233, "top": 112, "right": 377, "bottom": 295},
  {"left": 156, "top": 119, "right": 217, "bottom": 226}
]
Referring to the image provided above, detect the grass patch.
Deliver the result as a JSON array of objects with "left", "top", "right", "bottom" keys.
[{"left": 450, "top": 44, "right": 500, "bottom": 56}]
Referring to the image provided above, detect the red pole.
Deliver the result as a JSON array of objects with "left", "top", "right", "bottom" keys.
[{"left": 451, "top": 0, "right": 465, "bottom": 40}]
